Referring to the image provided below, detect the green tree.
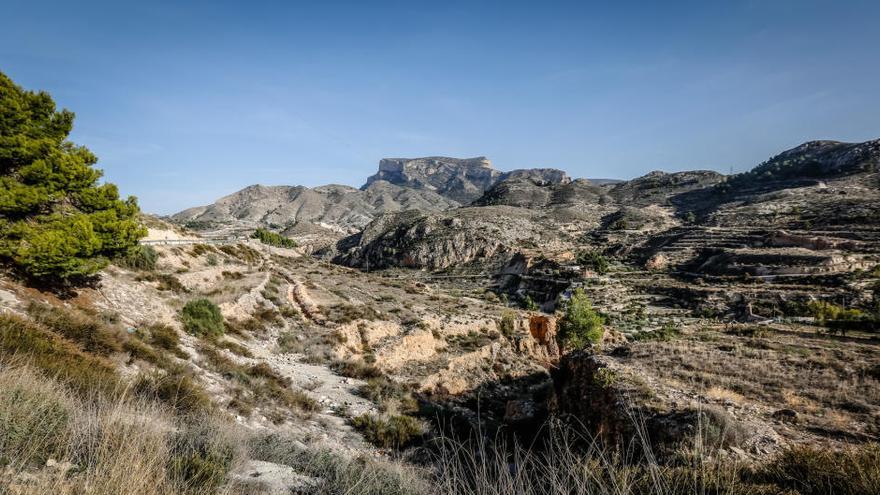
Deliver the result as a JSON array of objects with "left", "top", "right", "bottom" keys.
[
  {"left": 0, "top": 71, "right": 145, "bottom": 281},
  {"left": 557, "top": 288, "right": 604, "bottom": 350}
]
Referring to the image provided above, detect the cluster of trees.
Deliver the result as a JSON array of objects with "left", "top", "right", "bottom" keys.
[
  {"left": 0, "top": 72, "right": 145, "bottom": 282},
  {"left": 250, "top": 228, "right": 296, "bottom": 248}
]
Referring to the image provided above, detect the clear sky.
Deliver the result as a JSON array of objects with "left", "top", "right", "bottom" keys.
[{"left": 3, "top": 0, "right": 879, "bottom": 214}]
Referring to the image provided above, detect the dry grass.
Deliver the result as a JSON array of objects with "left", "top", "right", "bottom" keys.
[
  {"left": 0, "top": 362, "right": 243, "bottom": 495},
  {"left": 0, "top": 313, "right": 122, "bottom": 396},
  {"left": 626, "top": 325, "right": 880, "bottom": 438}
]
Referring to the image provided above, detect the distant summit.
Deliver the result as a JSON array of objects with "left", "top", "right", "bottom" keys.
[{"left": 362, "top": 156, "right": 501, "bottom": 203}]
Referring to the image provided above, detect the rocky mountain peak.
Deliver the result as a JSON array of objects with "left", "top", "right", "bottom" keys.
[{"left": 362, "top": 156, "right": 502, "bottom": 203}]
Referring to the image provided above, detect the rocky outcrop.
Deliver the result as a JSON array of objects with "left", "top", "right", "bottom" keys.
[
  {"left": 515, "top": 314, "right": 560, "bottom": 365},
  {"left": 362, "top": 156, "right": 501, "bottom": 204},
  {"left": 331, "top": 206, "right": 560, "bottom": 271},
  {"left": 473, "top": 176, "right": 606, "bottom": 208}
]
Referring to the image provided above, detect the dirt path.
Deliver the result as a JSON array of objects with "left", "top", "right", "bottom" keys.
[
  {"left": 288, "top": 281, "right": 325, "bottom": 324},
  {"left": 241, "top": 330, "right": 376, "bottom": 453}
]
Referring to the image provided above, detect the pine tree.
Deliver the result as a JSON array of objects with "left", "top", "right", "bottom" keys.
[
  {"left": 558, "top": 288, "right": 604, "bottom": 350},
  {"left": 0, "top": 72, "right": 146, "bottom": 282}
]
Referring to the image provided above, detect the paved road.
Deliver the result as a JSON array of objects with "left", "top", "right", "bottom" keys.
[{"left": 139, "top": 238, "right": 248, "bottom": 246}]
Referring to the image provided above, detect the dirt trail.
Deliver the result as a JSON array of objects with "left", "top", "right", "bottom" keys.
[
  {"left": 241, "top": 329, "right": 376, "bottom": 452},
  {"left": 288, "top": 281, "right": 325, "bottom": 324}
]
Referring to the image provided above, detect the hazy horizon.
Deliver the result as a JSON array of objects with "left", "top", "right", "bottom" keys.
[{"left": 3, "top": 0, "right": 879, "bottom": 214}]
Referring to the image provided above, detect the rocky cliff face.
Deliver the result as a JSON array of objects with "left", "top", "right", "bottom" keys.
[
  {"left": 330, "top": 206, "right": 558, "bottom": 271},
  {"left": 362, "top": 156, "right": 501, "bottom": 204}
]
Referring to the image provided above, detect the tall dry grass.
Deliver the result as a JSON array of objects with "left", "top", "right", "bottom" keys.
[{"left": 0, "top": 361, "right": 243, "bottom": 495}]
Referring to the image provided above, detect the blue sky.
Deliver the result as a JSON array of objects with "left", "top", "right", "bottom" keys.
[{"left": 3, "top": 0, "right": 879, "bottom": 214}]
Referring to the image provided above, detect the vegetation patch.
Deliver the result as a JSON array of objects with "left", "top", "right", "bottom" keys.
[
  {"left": 576, "top": 250, "right": 610, "bottom": 274},
  {"left": 251, "top": 228, "right": 297, "bottom": 248},
  {"left": 0, "top": 313, "right": 121, "bottom": 396},
  {"left": 350, "top": 413, "right": 425, "bottom": 449},
  {"left": 134, "top": 367, "right": 213, "bottom": 415},
  {"left": 0, "top": 71, "right": 146, "bottom": 282},
  {"left": 26, "top": 301, "right": 125, "bottom": 355},
  {"left": 180, "top": 298, "right": 225, "bottom": 337},
  {"left": 630, "top": 323, "right": 680, "bottom": 342},
  {"left": 331, "top": 359, "right": 383, "bottom": 379},
  {"left": 117, "top": 245, "right": 158, "bottom": 271},
  {"left": 136, "top": 272, "right": 189, "bottom": 293},
  {"left": 557, "top": 288, "right": 604, "bottom": 350}
]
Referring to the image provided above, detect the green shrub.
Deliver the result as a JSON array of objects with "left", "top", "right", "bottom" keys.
[
  {"left": 358, "top": 377, "right": 417, "bottom": 413},
  {"left": 498, "top": 310, "right": 517, "bottom": 339},
  {"left": 576, "top": 250, "right": 610, "bottom": 274},
  {"left": 117, "top": 245, "right": 158, "bottom": 271},
  {"left": 180, "top": 299, "right": 224, "bottom": 337},
  {"left": 136, "top": 272, "right": 189, "bottom": 293},
  {"left": 350, "top": 414, "right": 424, "bottom": 449},
  {"left": 250, "top": 228, "right": 297, "bottom": 248},
  {"left": 145, "top": 323, "right": 186, "bottom": 357},
  {"left": 808, "top": 300, "right": 865, "bottom": 322},
  {"left": 522, "top": 295, "right": 539, "bottom": 311},
  {"left": 557, "top": 288, "right": 604, "bottom": 350},
  {"left": 0, "top": 71, "right": 146, "bottom": 282}
]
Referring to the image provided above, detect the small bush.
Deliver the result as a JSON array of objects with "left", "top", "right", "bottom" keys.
[
  {"left": 522, "top": 295, "right": 539, "bottom": 311},
  {"left": 276, "top": 331, "right": 302, "bottom": 353},
  {"left": 168, "top": 418, "right": 240, "bottom": 490},
  {"left": 180, "top": 299, "right": 225, "bottom": 337},
  {"left": 145, "top": 323, "right": 186, "bottom": 357},
  {"left": 498, "top": 310, "right": 517, "bottom": 339},
  {"left": 359, "top": 377, "right": 417, "bottom": 413},
  {"left": 136, "top": 272, "right": 189, "bottom": 293},
  {"left": 189, "top": 243, "right": 214, "bottom": 257},
  {"left": 350, "top": 413, "right": 424, "bottom": 449},
  {"left": 134, "top": 368, "right": 213, "bottom": 415},
  {"left": 757, "top": 443, "right": 880, "bottom": 495},
  {"left": 323, "top": 303, "right": 382, "bottom": 324},
  {"left": 331, "top": 359, "right": 383, "bottom": 379},
  {"left": 117, "top": 245, "right": 158, "bottom": 271},
  {"left": 577, "top": 250, "right": 610, "bottom": 274},
  {"left": 217, "top": 338, "right": 253, "bottom": 357},
  {"left": 251, "top": 228, "right": 297, "bottom": 248},
  {"left": 557, "top": 288, "right": 604, "bottom": 350}
]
